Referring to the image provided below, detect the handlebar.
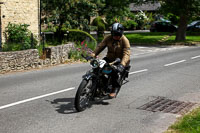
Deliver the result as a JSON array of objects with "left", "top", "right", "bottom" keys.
[
  {"left": 81, "top": 54, "right": 121, "bottom": 71},
  {"left": 81, "top": 54, "right": 94, "bottom": 61},
  {"left": 109, "top": 58, "right": 121, "bottom": 66}
]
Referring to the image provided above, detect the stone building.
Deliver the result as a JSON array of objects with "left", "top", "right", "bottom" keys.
[{"left": 0, "top": 0, "right": 40, "bottom": 46}]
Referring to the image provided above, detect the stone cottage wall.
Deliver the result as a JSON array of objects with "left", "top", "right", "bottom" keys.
[{"left": 1, "top": 0, "right": 40, "bottom": 42}]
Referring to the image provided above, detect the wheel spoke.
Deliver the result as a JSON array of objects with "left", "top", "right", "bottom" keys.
[
  {"left": 75, "top": 79, "right": 94, "bottom": 111},
  {"left": 79, "top": 87, "right": 91, "bottom": 107}
]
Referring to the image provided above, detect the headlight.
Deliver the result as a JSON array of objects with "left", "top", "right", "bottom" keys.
[{"left": 90, "top": 59, "right": 99, "bottom": 68}]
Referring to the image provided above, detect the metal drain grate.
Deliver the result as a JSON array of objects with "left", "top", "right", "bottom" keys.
[{"left": 137, "top": 97, "right": 196, "bottom": 114}]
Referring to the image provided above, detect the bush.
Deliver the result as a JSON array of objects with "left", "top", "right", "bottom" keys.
[
  {"left": 68, "top": 40, "right": 95, "bottom": 61},
  {"left": 165, "top": 13, "right": 179, "bottom": 25},
  {"left": 135, "top": 11, "right": 149, "bottom": 30},
  {"left": 122, "top": 20, "right": 138, "bottom": 30},
  {"left": 3, "top": 23, "right": 37, "bottom": 51},
  {"left": 91, "top": 16, "right": 106, "bottom": 37},
  {"left": 3, "top": 43, "right": 23, "bottom": 52},
  {"left": 66, "top": 29, "right": 97, "bottom": 45},
  {"left": 66, "top": 29, "right": 97, "bottom": 61}
]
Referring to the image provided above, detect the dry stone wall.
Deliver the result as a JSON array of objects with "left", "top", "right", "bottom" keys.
[
  {"left": 0, "top": 49, "right": 39, "bottom": 73},
  {"left": 0, "top": 43, "right": 74, "bottom": 74},
  {"left": 50, "top": 44, "right": 74, "bottom": 65}
]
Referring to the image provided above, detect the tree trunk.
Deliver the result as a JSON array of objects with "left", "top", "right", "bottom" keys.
[{"left": 175, "top": 15, "right": 188, "bottom": 41}]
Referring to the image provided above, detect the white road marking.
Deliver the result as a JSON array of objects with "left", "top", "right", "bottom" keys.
[
  {"left": 164, "top": 60, "right": 186, "bottom": 67},
  {"left": 0, "top": 87, "right": 75, "bottom": 110},
  {"left": 136, "top": 46, "right": 146, "bottom": 48},
  {"left": 133, "top": 52, "right": 155, "bottom": 56},
  {"left": 129, "top": 69, "right": 148, "bottom": 75},
  {"left": 191, "top": 55, "right": 200, "bottom": 60},
  {"left": 1, "top": 52, "right": 197, "bottom": 110},
  {"left": 133, "top": 46, "right": 189, "bottom": 56}
]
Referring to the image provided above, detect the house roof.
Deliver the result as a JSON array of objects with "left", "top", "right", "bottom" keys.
[{"left": 130, "top": 2, "right": 161, "bottom": 11}]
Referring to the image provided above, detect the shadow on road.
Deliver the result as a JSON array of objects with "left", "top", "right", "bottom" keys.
[
  {"left": 47, "top": 97, "right": 110, "bottom": 114},
  {"left": 47, "top": 98, "right": 77, "bottom": 114}
]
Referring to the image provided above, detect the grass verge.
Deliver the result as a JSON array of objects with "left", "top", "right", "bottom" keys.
[
  {"left": 124, "top": 32, "right": 200, "bottom": 45},
  {"left": 125, "top": 32, "right": 170, "bottom": 44},
  {"left": 166, "top": 107, "right": 200, "bottom": 133}
]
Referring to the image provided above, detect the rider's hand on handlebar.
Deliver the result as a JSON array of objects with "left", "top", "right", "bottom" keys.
[
  {"left": 117, "top": 64, "right": 125, "bottom": 73},
  {"left": 85, "top": 56, "right": 93, "bottom": 61},
  {"left": 90, "top": 53, "right": 96, "bottom": 58}
]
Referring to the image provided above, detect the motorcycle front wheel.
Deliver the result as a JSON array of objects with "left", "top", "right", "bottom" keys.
[{"left": 74, "top": 79, "right": 93, "bottom": 112}]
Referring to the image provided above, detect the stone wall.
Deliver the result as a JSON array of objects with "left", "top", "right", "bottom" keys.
[
  {"left": 40, "top": 43, "right": 74, "bottom": 66},
  {"left": 0, "top": 49, "right": 39, "bottom": 73},
  {"left": 0, "top": 43, "right": 74, "bottom": 74},
  {"left": 49, "top": 44, "right": 74, "bottom": 65},
  {"left": 1, "top": 0, "right": 40, "bottom": 42}
]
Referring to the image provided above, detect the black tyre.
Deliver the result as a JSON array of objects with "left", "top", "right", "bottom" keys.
[{"left": 75, "top": 79, "right": 93, "bottom": 112}]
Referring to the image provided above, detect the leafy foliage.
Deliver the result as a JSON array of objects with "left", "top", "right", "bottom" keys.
[
  {"left": 160, "top": 0, "right": 200, "bottom": 19},
  {"left": 165, "top": 13, "right": 180, "bottom": 25},
  {"left": 67, "top": 29, "right": 97, "bottom": 45},
  {"left": 103, "top": 0, "right": 132, "bottom": 25},
  {"left": 65, "top": 29, "right": 97, "bottom": 61},
  {"left": 92, "top": 1, "right": 154, "bottom": 29},
  {"left": 41, "top": 0, "right": 98, "bottom": 43},
  {"left": 160, "top": 0, "right": 200, "bottom": 40},
  {"left": 122, "top": 20, "right": 138, "bottom": 30},
  {"left": 90, "top": 0, "right": 106, "bottom": 16},
  {"left": 42, "top": 0, "right": 97, "bottom": 31},
  {"left": 132, "top": 0, "right": 200, "bottom": 41},
  {"left": 3, "top": 23, "right": 37, "bottom": 51},
  {"left": 68, "top": 40, "right": 95, "bottom": 61},
  {"left": 134, "top": 10, "right": 150, "bottom": 30},
  {"left": 91, "top": 16, "right": 106, "bottom": 36}
]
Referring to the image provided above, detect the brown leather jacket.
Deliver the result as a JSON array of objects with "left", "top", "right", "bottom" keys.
[{"left": 94, "top": 35, "right": 131, "bottom": 66}]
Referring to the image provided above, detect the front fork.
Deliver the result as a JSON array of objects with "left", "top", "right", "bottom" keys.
[
  {"left": 120, "top": 65, "right": 131, "bottom": 85},
  {"left": 82, "top": 71, "right": 97, "bottom": 98}
]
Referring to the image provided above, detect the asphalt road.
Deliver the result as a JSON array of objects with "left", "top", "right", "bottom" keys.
[{"left": 0, "top": 45, "right": 200, "bottom": 133}]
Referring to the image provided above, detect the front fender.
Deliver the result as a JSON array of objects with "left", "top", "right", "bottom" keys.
[{"left": 82, "top": 71, "right": 95, "bottom": 81}]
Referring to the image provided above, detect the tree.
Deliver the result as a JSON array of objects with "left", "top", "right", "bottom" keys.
[
  {"left": 41, "top": 0, "right": 97, "bottom": 43},
  {"left": 90, "top": 0, "right": 105, "bottom": 16},
  {"left": 161, "top": 0, "right": 200, "bottom": 41},
  {"left": 89, "top": 0, "right": 134, "bottom": 26},
  {"left": 100, "top": 0, "right": 132, "bottom": 25},
  {"left": 132, "top": 0, "right": 200, "bottom": 41}
]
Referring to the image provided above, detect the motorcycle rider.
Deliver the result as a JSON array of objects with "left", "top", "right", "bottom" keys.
[{"left": 91, "top": 23, "right": 131, "bottom": 98}]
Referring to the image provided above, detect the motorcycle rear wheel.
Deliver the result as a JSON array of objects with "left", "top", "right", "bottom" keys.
[{"left": 75, "top": 79, "right": 93, "bottom": 112}]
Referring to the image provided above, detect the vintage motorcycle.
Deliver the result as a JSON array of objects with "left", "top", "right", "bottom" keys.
[{"left": 74, "top": 55, "right": 130, "bottom": 112}]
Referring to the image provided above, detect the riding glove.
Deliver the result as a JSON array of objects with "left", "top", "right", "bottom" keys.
[{"left": 117, "top": 64, "right": 125, "bottom": 73}]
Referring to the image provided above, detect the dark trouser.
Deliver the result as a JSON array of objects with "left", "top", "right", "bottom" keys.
[
  {"left": 103, "top": 57, "right": 120, "bottom": 88},
  {"left": 111, "top": 70, "right": 121, "bottom": 88}
]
